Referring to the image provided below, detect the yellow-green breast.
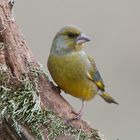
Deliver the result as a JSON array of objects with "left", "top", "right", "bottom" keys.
[{"left": 48, "top": 52, "right": 98, "bottom": 101}]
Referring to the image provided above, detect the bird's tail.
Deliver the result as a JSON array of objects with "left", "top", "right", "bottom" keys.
[{"left": 99, "top": 92, "right": 119, "bottom": 105}]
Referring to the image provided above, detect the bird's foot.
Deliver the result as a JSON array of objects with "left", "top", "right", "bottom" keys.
[
  {"left": 65, "top": 109, "right": 84, "bottom": 124},
  {"left": 64, "top": 100, "right": 85, "bottom": 124},
  {"left": 51, "top": 83, "right": 61, "bottom": 93},
  {"left": 72, "top": 109, "right": 84, "bottom": 120}
]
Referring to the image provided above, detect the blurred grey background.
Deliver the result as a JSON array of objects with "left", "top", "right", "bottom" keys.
[{"left": 14, "top": 0, "right": 140, "bottom": 139}]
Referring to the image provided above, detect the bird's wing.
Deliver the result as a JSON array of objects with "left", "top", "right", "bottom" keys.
[{"left": 87, "top": 55, "right": 105, "bottom": 91}]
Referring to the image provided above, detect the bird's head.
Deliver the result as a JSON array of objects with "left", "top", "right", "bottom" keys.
[{"left": 50, "top": 26, "right": 90, "bottom": 54}]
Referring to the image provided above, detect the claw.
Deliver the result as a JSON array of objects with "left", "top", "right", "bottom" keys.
[{"left": 65, "top": 100, "right": 85, "bottom": 124}]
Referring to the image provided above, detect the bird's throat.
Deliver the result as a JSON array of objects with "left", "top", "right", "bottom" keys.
[{"left": 75, "top": 44, "right": 85, "bottom": 51}]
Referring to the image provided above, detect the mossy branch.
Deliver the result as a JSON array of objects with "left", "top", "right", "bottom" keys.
[{"left": 0, "top": 1, "right": 104, "bottom": 140}]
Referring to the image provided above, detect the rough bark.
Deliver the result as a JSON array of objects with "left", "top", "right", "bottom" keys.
[{"left": 0, "top": 0, "right": 102, "bottom": 140}]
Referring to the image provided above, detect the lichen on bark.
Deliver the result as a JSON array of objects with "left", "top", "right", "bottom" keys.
[{"left": 0, "top": 64, "right": 101, "bottom": 140}]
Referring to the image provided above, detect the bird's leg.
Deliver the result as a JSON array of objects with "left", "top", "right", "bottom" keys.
[
  {"left": 66, "top": 100, "right": 85, "bottom": 123},
  {"left": 73, "top": 100, "right": 85, "bottom": 120}
]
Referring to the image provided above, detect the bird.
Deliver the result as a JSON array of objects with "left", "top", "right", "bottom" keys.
[{"left": 47, "top": 25, "right": 118, "bottom": 121}]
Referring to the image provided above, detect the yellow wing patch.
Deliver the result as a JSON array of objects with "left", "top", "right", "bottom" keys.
[
  {"left": 95, "top": 81, "right": 105, "bottom": 91},
  {"left": 87, "top": 72, "right": 105, "bottom": 91}
]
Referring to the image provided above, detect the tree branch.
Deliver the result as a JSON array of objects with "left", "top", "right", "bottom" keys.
[{"left": 0, "top": 0, "right": 103, "bottom": 140}]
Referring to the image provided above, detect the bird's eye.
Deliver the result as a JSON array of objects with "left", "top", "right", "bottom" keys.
[{"left": 67, "top": 33, "right": 75, "bottom": 38}]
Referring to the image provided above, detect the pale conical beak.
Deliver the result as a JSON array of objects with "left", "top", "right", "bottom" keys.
[{"left": 76, "top": 33, "right": 90, "bottom": 44}]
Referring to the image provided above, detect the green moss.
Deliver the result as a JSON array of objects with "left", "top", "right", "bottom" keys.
[{"left": 0, "top": 64, "right": 102, "bottom": 140}]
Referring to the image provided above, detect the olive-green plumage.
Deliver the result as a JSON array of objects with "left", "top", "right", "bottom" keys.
[
  {"left": 48, "top": 26, "right": 118, "bottom": 106},
  {"left": 48, "top": 51, "right": 98, "bottom": 101}
]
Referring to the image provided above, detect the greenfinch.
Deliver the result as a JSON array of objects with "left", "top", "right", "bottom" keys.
[{"left": 48, "top": 26, "right": 118, "bottom": 120}]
